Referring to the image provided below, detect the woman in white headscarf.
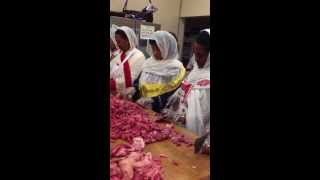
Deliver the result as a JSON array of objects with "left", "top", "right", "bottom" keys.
[
  {"left": 163, "top": 29, "right": 211, "bottom": 153},
  {"left": 110, "top": 26, "right": 146, "bottom": 93},
  {"left": 124, "top": 31, "right": 186, "bottom": 113},
  {"left": 110, "top": 25, "right": 120, "bottom": 61}
]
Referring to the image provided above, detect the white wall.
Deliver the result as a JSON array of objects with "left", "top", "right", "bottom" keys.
[
  {"left": 110, "top": 0, "right": 182, "bottom": 35},
  {"left": 180, "top": 0, "right": 210, "bottom": 17}
]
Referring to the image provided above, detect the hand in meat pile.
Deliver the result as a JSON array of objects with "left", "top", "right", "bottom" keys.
[
  {"left": 119, "top": 87, "right": 136, "bottom": 101},
  {"left": 136, "top": 97, "right": 154, "bottom": 109}
]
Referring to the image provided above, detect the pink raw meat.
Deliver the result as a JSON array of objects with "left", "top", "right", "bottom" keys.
[
  {"left": 110, "top": 138, "right": 164, "bottom": 180},
  {"left": 110, "top": 96, "right": 193, "bottom": 147}
]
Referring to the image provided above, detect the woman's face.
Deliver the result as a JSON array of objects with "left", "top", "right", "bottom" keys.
[
  {"left": 192, "top": 42, "right": 209, "bottom": 68},
  {"left": 115, "top": 34, "right": 130, "bottom": 52},
  {"left": 151, "top": 44, "right": 163, "bottom": 60}
]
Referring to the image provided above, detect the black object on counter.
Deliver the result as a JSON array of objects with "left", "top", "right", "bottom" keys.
[{"left": 194, "top": 132, "right": 209, "bottom": 153}]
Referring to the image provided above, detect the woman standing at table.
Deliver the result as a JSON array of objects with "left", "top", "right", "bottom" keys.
[
  {"left": 123, "top": 31, "right": 186, "bottom": 113},
  {"left": 163, "top": 29, "right": 211, "bottom": 153},
  {"left": 110, "top": 26, "right": 146, "bottom": 93}
]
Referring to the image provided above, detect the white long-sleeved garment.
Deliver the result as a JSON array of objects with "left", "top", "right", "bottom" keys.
[
  {"left": 110, "top": 48, "right": 145, "bottom": 92},
  {"left": 110, "top": 26, "right": 146, "bottom": 92},
  {"left": 168, "top": 29, "right": 211, "bottom": 144}
]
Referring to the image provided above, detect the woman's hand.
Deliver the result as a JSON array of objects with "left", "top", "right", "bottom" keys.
[
  {"left": 160, "top": 109, "right": 170, "bottom": 119},
  {"left": 176, "top": 116, "right": 186, "bottom": 124},
  {"left": 172, "top": 97, "right": 180, "bottom": 111},
  {"left": 136, "top": 97, "right": 153, "bottom": 109},
  {"left": 120, "top": 87, "right": 136, "bottom": 100}
]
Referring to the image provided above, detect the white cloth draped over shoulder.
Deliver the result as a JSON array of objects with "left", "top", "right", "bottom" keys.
[{"left": 138, "top": 31, "right": 186, "bottom": 97}]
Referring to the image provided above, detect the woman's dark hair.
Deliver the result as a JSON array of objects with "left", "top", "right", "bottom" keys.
[
  {"left": 149, "top": 39, "right": 157, "bottom": 47},
  {"left": 196, "top": 31, "right": 210, "bottom": 53},
  {"left": 115, "top": 29, "right": 128, "bottom": 40}
]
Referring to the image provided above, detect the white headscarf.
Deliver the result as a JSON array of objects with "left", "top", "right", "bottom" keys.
[
  {"left": 110, "top": 24, "right": 119, "bottom": 49},
  {"left": 187, "top": 29, "right": 210, "bottom": 83},
  {"left": 193, "top": 29, "right": 210, "bottom": 70},
  {"left": 116, "top": 26, "right": 139, "bottom": 50},
  {"left": 146, "top": 31, "right": 179, "bottom": 60},
  {"left": 139, "top": 31, "right": 185, "bottom": 97},
  {"left": 142, "top": 31, "right": 182, "bottom": 77}
]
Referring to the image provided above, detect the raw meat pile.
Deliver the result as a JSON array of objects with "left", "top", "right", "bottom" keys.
[
  {"left": 110, "top": 137, "right": 164, "bottom": 180},
  {"left": 110, "top": 95, "right": 193, "bottom": 146}
]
